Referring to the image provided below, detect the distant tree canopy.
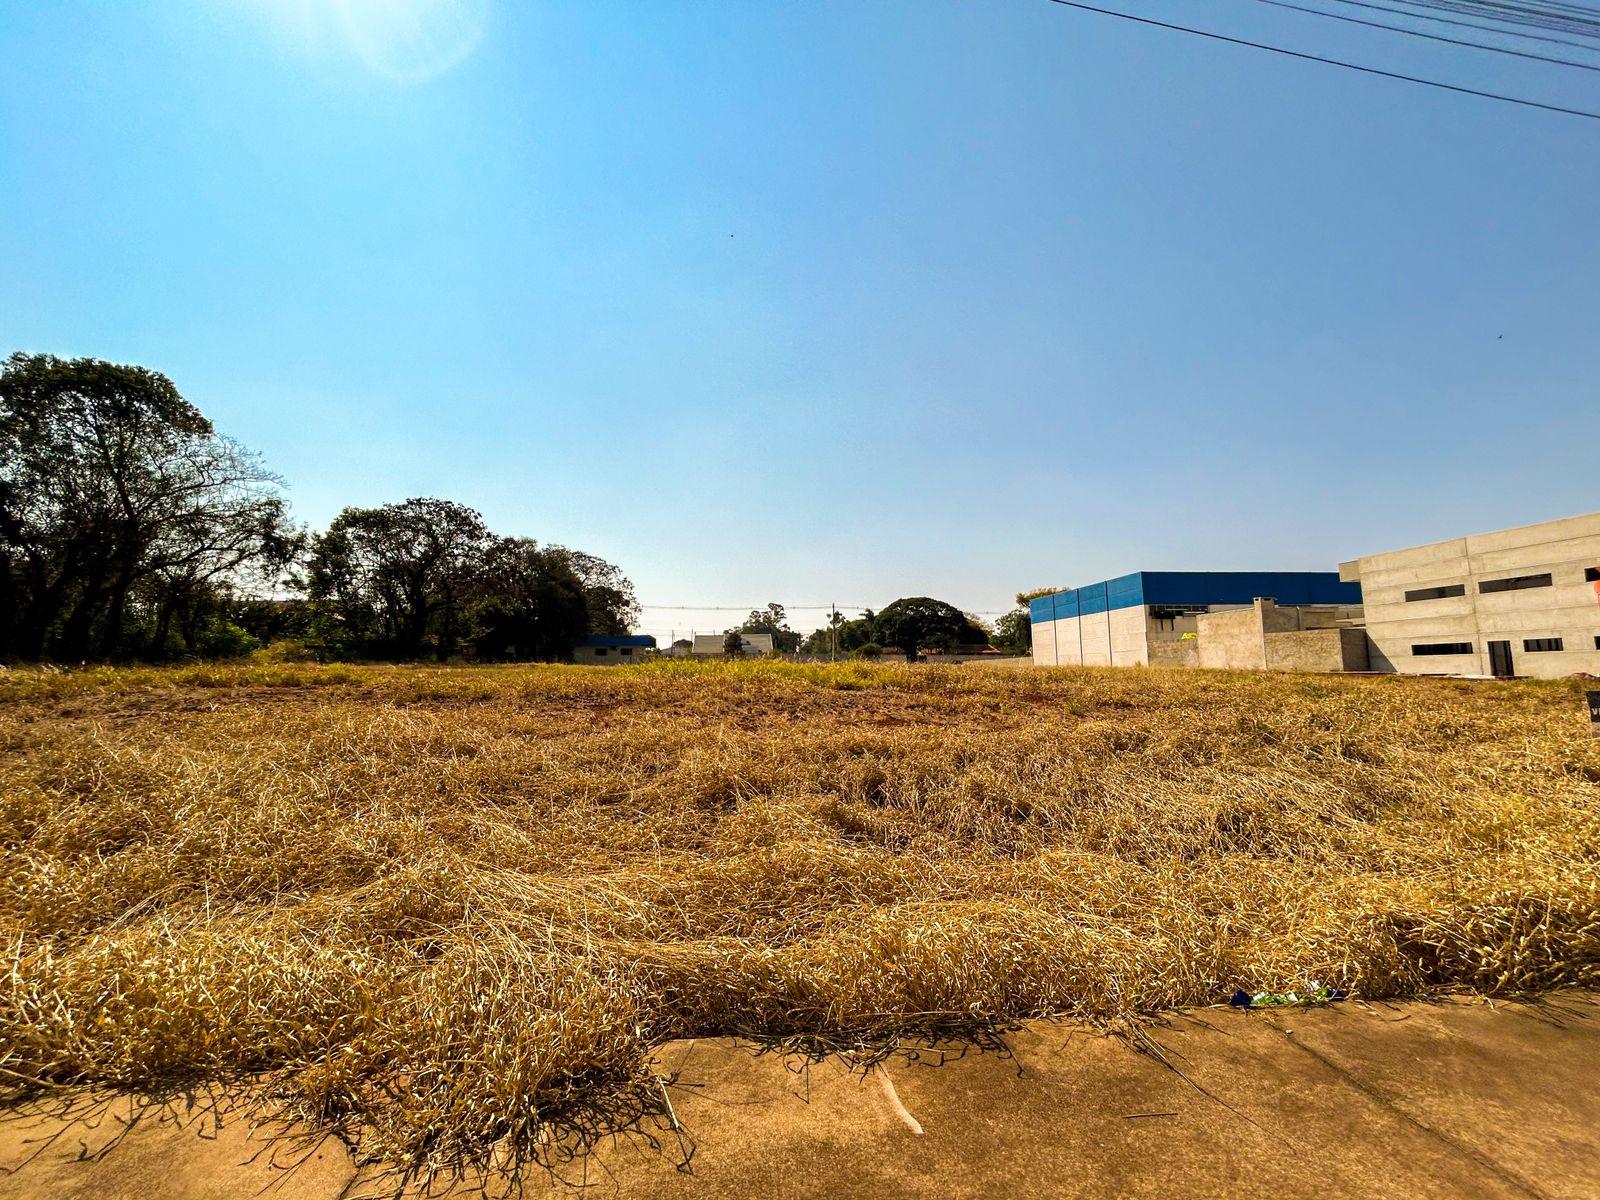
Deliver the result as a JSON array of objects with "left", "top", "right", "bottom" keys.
[
  {"left": 875, "top": 597, "right": 990, "bottom": 660},
  {"left": 733, "top": 602, "right": 800, "bottom": 653},
  {"left": 307, "top": 500, "right": 638, "bottom": 662},
  {"left": 991, "top": 607, "right": 1031, "bottom": 654},
  {"left": 799, "top": 608, "right": 881, "bottom": 657},
  {"left": 1, "top": 352, "right": 643, "bottom": 665},
  {"left": 548, "top": 547, "right": 640, "bottom": 636},
  {"left": 796, "top": 599, "right": 988, "bottom": 660},
  {"left": 308, "top": 498, "right": 488, "bottom": 661},
  {"left": 1016, "top": 586, "right": 1060, "bottom": 605},
  {"left": 0, "top": 353, "right": 299, "bottom": 661}
]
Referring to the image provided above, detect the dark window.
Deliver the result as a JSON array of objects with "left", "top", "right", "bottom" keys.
[
  {"left": 1523, "top": 638, "right": 1564, "bottom": 652},
  {"left": 620, "top": 647, "right": 633, "bottom": 656},
  {"left": 593, "top": 648, "right": 608, "bottom": 657},
  {"left": 1405, "top": 584, "right": 1466, "bottom": 602},
  {"left": 1586, "top": 567, "right": 1600, "bottom": 582},
  {"left": 1595, "top": 635, "right": 1600, "bottom": 650},
  {"left": 1479, "top": 573, "right": 1553, "bottom": 594},
  {"left": 1412, "top": 642, "right": 1473, "bottom": 656}
]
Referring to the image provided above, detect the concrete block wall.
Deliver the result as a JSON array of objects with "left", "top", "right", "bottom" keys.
[
  {"left": 1192, "top": 600, "right": 1367, "bottom": 672},
  {"left": 1263, "top": 627, "right": 1368, "bottom": 673},
  {"left": 1148, "top": 639, "right": 1199, "bottom": 668},
  {"left": 1035, "top": 601, "right": 1362, "bottom": 673},
  {"left": 1195, "top": 605, "right": 1270, "bottom": 670}
]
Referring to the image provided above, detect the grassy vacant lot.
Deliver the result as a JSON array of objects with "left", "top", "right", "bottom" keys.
[{"left": 2, "top": 661, "right": 1598, "bottom": 1185}]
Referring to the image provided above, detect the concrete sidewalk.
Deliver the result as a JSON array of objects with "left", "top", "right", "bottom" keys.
[{"left": 3, "top": 993, "right": 1596, "bottom": 1199}]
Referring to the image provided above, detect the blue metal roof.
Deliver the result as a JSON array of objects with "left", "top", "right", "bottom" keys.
[
  {"left": 581, "top": 634, "right": 657, "bottom": 648},
  {"left": 1030, "top": 572, "right": 1360, "bottom": 623}
]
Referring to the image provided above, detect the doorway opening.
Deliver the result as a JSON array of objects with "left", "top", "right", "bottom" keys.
[{"left": 1488, "top": 640, "right": 1515, "bottom": 678}]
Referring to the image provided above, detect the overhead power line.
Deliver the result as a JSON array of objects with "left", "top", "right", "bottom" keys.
[
  {"left": 1247, "top": 0, "right": 1600, "bottom": 69},
  {"left": 1388, "top": 0, "right": 1600, "bottom": 40},
  {"left": 1042, "top": 0, "right": 1600, "bottom": 120},
  {"left": 1322, "top": 0, "right": 1600, "bottom": 50}
]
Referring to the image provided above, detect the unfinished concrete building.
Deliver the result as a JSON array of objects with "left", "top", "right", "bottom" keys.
[
  {"left": 1029, "top": 572, "right": 1361, "bottom": 669},
  {"left": 1339, "top": 511, "right": 1600, "bottom": 679}
]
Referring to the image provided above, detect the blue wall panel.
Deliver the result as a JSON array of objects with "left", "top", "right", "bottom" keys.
[
  {"left": 1106, "top": 573, "right": 1145, "bottom": 611},
  {"left": 1140, "top": 571, "right": 1360, "bottom": 607},
  {"left": 1033, "top": 571, "right": 1360, "bottom": 620}
]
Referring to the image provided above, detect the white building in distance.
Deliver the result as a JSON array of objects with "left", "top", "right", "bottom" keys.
[
  {"left": 1340, "top": 511, "right": 1600, "bottom": 679},
  {"left": 692, "top": 632, "right": 776, "bottom": 658}
]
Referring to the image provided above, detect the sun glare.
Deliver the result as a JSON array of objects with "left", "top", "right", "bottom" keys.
[
  {"left": 239, "top": 0, "right": 489, "bottom": 83},
  {"left": 333, "top": 0, "right": 488, "bottom": 84}
]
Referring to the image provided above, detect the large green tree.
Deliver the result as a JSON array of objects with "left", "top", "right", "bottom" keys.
[
  {"left": 545, "top": 546, "right": 640, "bottom": 635},
  {"left": 307, "top": 499, "right": 640, "bottom": 662},
  {"left": 874, "top": 597, "right": 989, "bottom": 661},
  {"left": 307, "top": 498, "right": 492, "bottom": 660},
  {"left": 467, "top": 538, "right": 591, "bottom": 661},
  {"left": 0, "top": 353, "right": 298, "bottom": 661}
]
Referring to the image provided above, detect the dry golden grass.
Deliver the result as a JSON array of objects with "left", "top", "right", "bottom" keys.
[{"left": 2, "top": 660, "right": 1599, "bottom": 1185}]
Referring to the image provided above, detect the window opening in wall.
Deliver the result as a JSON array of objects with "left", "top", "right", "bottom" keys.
[
  {"left": 1404, "top": 584, "right": 1466, "bottom": 602},
  {"left": 1586, "top": 567, "right": 1600, "bottom": 582},
  {"left": 1523, "top": 638, "right": 1564, "bottom": 652},
  {"left": 1479, "top": 573, "right": 1553, "bottom": 594},
  {"left": 1412, "top": 643, "right": 1473, "bottom": 655},
  {"left": 593, "top": 648, "right": 607, "bottom": 657}
]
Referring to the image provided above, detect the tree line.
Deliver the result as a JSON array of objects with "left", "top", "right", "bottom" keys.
[
  {"left": 788, "top": 596, "right": 1031, "bottom": 659},
  {"left": 0, "top": 353, "right": 637, "bottom": 663}
]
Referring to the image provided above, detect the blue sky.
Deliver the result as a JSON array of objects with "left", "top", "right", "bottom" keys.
[{"left": 3, "top": 1, "right": 1597, "bottom": 641}]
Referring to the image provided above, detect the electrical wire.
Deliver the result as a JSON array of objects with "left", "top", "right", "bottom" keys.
[
  {"left": 1246, "top": 0, "right": 1600, "bottom": 68},
  {"left": 1042, "top": 0, "right": 1600, "bottom": 119},
  {"left": 1320, "top": 0, "right": 1600, "bottom": 53},
  {"left": 1388, "top": 0, "right": 1600, "bottom": 40}
]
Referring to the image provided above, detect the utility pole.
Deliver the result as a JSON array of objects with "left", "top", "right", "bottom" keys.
[{"left": 831, "top": 602, "right": 839, "bottom": 662}]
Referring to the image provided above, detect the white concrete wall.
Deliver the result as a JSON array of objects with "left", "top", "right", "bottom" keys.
[
  {"left": 1031, "top": 617, "right": 1059, "bottom": 666},
  {"left": 1029, "top": 607, "right": 1153, "bottom": 667},
  {"left": 574, "top": 646, "right": 647, "bottom": 665},
  {"left": 1349, "top": 511, "right": 1600, "bottom": 679}
]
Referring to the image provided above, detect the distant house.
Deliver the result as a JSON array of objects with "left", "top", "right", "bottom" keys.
[
  {"left": 921, "top": 643, "right": 1004, "bottom": 659},
  {"left": 573, "top": 634, "right": 656, "bottom": 665},
  {"left": 664, "top": 638, "right": 695, "bottom": 658},
  {"left": 692, "top": 632, "right": 775, "bottom": 658}
]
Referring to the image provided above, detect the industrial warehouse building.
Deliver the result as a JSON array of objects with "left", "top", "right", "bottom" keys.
[
  {"left": 1029, "top": 572, "right": 1362, "bottom": 668},
  {"left": 1339, "top": 510, "right": 1600, "bottom": 680}
]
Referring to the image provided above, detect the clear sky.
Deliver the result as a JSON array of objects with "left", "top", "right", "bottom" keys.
[{"left": 3, "top": 1, "right": 1597, "bottom": 642}]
